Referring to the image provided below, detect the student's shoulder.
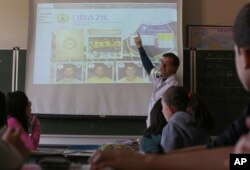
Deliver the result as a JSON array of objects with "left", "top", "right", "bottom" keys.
[
  {"left": 7, "top": 116, "right": 18, "bottom": 122},
  {"left": 7, "top": 117, "right": 22, "bottom": 126},
  {"left": 162, "top": 119, "right": 182, "bottom": 134}
]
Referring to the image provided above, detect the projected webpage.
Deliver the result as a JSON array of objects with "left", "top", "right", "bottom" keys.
[{"left": 34, "top": 3, "right": 177, "bottom": 84}]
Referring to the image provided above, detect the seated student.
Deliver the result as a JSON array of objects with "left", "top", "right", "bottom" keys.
[
  {"left": 6, "top": 91, "right": 41, "bottom": 151},
  {"left": 0, "top": 127, "right": 30, "bottom": 170},
  {"left": 140, "top": 98, "right": 167, "bottom": 154},
  {"left": 87, "top": 3, "right": 250, "bottom": 170},
  {"left": 0, "top": 91, "right": 6, "bottom": 128},
  {"left": 89, "top": 117, "right": 250, "bottom": 170},
  {"left": 161, "top": 86, "right": 213, "bottom": 153},
  {"left": 206, "top": 4, "right": 250, "bottom": 149}
]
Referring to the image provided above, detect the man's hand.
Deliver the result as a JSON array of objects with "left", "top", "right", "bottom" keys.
[
  {"left": 234, "top": 117, "right": 250, "bottom": 153},
  {"left": 134, "top": 32, "right": 142, "bottom": 49}
]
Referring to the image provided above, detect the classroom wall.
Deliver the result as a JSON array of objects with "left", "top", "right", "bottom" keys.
[
  {"left": 0, "top": 0, "right": 28, "bottom": 49},
  {"left": 182, "top": 0, "right": 250, "bottom": 45},
  {"left": 0, "top": 0, "right": 249, "bottom": 49}
]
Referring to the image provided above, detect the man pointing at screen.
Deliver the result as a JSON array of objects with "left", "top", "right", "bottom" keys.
[{"left": 134, "top": 33, "right": 180, "bottom": 127}]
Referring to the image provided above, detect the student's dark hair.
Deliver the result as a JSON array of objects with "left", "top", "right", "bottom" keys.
[
  {"left": 162, "top": 86, "right": 213, "bottom": 131},
  {"left": 0, "top": 91, "right": 6, "bottom": 128},
  {"left": 162, "top": 52, "right": 180, "bottom": 68},
  {"left": 233, "top": 3, "right": 250, "bottom": 49},
  {"left": 144, "top": 98, "right": 167, "bottom": 136},
  {"left": 6, "top": 91, "right": 30, "bottom": 132}
]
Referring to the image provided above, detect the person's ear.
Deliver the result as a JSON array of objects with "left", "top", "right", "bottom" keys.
[
  {"left": 168, "top": 105, "right": 176, "bottom": 114},
  {"left": 239, "top": 48, "right": 250, "bottom": 69}
]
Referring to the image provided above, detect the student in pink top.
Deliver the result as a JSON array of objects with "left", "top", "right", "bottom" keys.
[{"left": 6, "top": 91, "right": 41, "bottom": 151}]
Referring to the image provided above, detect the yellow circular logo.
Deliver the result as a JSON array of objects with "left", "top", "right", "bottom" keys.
[{"left": 57, "top": 14, "right": 69, "bottom": 24}]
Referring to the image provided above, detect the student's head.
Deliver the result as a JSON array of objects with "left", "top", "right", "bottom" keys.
[
  {"left": 0, "top": 91, "right": 6, "bottom": 128},
  {"left": 159, "top": 53, "right": 179, "bottom": 78},
  {"left": 6, "top": 91, "right": 30, "bottom": 132},
  {"left": 161, "top": 86, "right": 187, "bottom": 121},
  {"left": 144, "top": 98, "right": 167, "bottom": 136},
  {"left": 161, "top": 86, "right": 213, "bottom": 130},
  {"left": 233, "top": 3, "right": 250, "bottom": 91}
]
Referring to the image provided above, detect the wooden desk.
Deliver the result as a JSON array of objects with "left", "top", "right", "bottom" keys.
[
  {"left": 22, "top": 163, "right": 90, "bottom": 170},
  {"left": 27, "top": 146, "right": 95, "bottom": 164}
]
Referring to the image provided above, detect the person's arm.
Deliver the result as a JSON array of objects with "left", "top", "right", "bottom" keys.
[
  {"left": 207, "top": 105, "right": 250, "bottom": 148},
  {"left": 0, "top": 127, "right": 30, "bottom": 170},
  {"left": 0, "top": 140, "right": 24, "bottom": 170},
  {"left": 234, "top": 116, "right": 250, "bottom": 153},
  {"left": 234, "top": 133, "right": 250, "bottom": 153},
  {"left": 29, "top": 115, "right": 41, "bottom": 150},
  {"left": 89, "top": 146, "right": 234, "bottom": 170},
  {"left": 8, "top": 117, "right": 40, "bottom": 150},
  {"left": 134, "top": 33, "right": 154, "bottom": 74},
  {"left": 167, "top": 145, "right": 207, "bottom": 154},
  {"left": 138, "top": 47, "right": 154, "bottom": 74}
]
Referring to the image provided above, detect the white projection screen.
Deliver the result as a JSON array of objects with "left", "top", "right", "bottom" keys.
[{"left": 26, "top": 0, "right": 183, "bottom": 116}]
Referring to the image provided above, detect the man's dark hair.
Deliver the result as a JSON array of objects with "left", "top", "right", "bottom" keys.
[
  {"left": 233, "top": 3, "right": 250, "bottom": 49},
  {"left": 162, "top": 52, "right": 180, "bottom": 68}
]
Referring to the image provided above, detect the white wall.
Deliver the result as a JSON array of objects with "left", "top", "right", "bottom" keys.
[
  {"left": 0, "top": 0, "right": 249, "bottom": 48},
  {"left": 183, "top": 0, "right": 249, "bottom": 25},
  {"left": 182, "top": 0, "right": 250, "bottom": 46}
]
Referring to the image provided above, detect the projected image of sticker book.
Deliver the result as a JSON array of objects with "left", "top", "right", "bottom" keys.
[
  {"left": 52, "top": 29, "right": 85, "bottom": 62},
  {"left": 86, "top": 62, "right": 114, "bottom": 83},
  {"left": 56, "top": 63, "right": 83, "bottom": 84},
  {"left": 87, "top": 30, "right": 122, "bottom": 59},
  {"left": 117, "top": 62, "right": 144, "bottom": 83}
]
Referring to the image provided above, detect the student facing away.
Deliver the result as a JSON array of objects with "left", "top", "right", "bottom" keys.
[{"left": 161, "top": 86, "right": 213, "bottom": 153}]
